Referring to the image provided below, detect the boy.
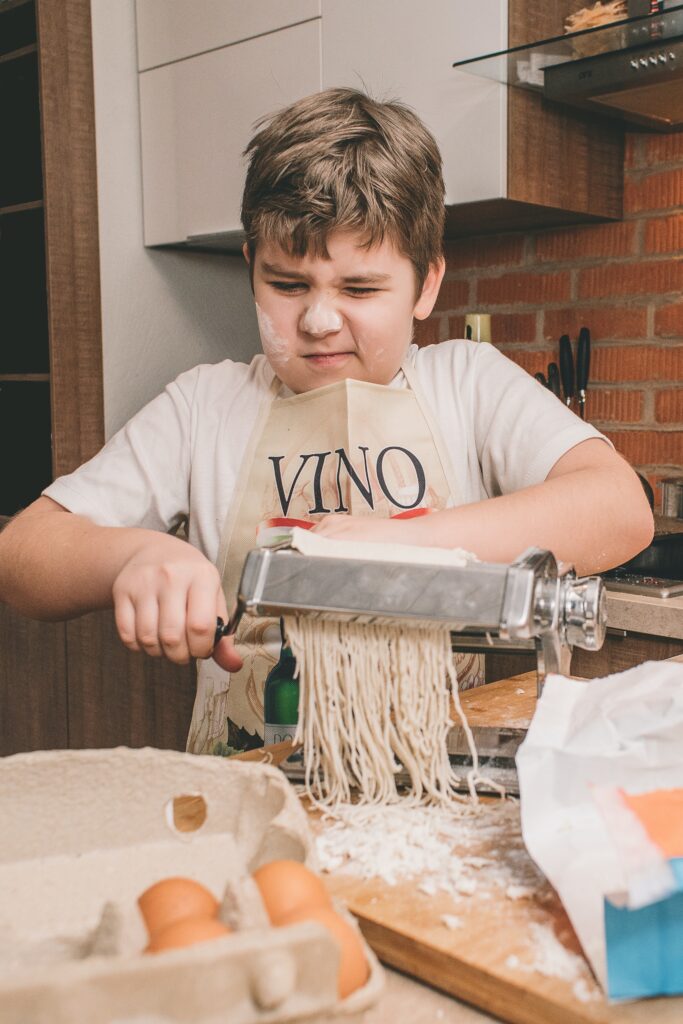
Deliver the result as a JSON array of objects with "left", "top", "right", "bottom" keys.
[{"left": 0, "top": 89, "right": 653, "bottom": 753}]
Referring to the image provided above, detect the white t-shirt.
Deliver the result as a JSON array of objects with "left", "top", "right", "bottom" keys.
[{"left": 44, "top": 340, "right": 607, "bottom": 562}]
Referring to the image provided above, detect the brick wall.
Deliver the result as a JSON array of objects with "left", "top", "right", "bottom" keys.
[{"left": 419, "top": 132, "right": 683, "bottom": 510}]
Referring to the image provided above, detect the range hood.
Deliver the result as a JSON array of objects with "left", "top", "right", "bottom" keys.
[{"left": 453, "top": 2, "right": 683, "bottom": 131}]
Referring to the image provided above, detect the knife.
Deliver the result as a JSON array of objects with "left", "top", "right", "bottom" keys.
[
  {"left": 547, "top": 362, "right": 561, "bottom": 398},
  {"left": 534, "top": 371, "right": 548, "bottom": 388},
  {"left": 559, "top": 334, "right": 575, "bottom": 408},
  {"left": 577, "top": 327, "right": 590, "bottom": 420}
]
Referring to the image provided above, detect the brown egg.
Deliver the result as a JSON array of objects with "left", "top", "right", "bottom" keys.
[
  {"left": 145, "top": 915, "right": 231, "bottom": 954},
  {"left": 252, "top": 859, "right": 331, "bottom": 926},
  {"left": 281, "top": 905, "right": 369, "bottom": 999},
  {"left": 138, "top": 877, "right": 218, "bottom": 937}
]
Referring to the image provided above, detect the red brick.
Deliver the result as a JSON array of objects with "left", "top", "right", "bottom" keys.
[
  {"left": 490, "top": 313, "right": 536, "bottom": 344},
  {"left": 624, "top": 168, "right": 683, "bottom": 213},
  {"left": 543, "top": 307, "right": 647, "bottom": 341},
  {"left": 643, "top": 134, "right": 683, "bottom": 167},
  {"left": 590, "top": 345, "right": 683, "bottom": 383},
  {"left": 535, "top": 222, "right": 636, "bottom": 263},
  {"left": 655, "top": 303, "right": 683, "bottom": 337},
  {"left": 655, "top": 389, "right": 683, "bottom": 424},
  {"left": 578, "top": 260, "right": 683, "bottom": 299},
  {"left": 645, "top": 214, "right": 683, "bottom": 254},
  {"left": 495, "top": 347, "right": 555, "bottom": 377},
  {"left": 443, "top": 234, "right": 525, "bottom": 271},
  {"left": 477, "top": 271, "right": 570, "bottom": 305},
  {"left": 433, "top": 278, "right": 469, "bottom": 311},
  {"left": 413, "top": 317, "right": 441, "bottom": 348},
  {"left": 603, "top": 430, "right": 683, "bottom": 467},
  {"left": 585, "top": 389, "right": 644, "bottom": 424},
  {"left": 447, "top": 315, "right": 464, "bottom": 339}
]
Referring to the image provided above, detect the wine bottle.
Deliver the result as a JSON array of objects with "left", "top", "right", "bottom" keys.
[{"left": 263, "top": 622, "right": 299, "bottom": 748}]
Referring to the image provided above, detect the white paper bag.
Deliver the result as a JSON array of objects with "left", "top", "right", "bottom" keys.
[{"left": 516, "top": 660, "right": 683, "bottom": 992}]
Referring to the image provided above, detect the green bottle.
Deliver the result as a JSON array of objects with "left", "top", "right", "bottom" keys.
[{"left": 263, "top": 624, "right": 299, "bottom": 748}]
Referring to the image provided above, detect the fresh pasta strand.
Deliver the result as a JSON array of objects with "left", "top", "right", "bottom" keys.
[{"left": 285, "top": 617, "right": 503, "bottom": 811}]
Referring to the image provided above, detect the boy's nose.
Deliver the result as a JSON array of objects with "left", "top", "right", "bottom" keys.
[{"left": 300, "top": 299, "right": 343, "bottom": 337}]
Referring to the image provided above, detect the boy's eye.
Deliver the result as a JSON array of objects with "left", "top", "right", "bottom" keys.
[
  {"left": 269, "top": 281, "right": 306, "bottom": 293},
  {"left": 344, "top": 287, "right": 379, "bottom": 296}
]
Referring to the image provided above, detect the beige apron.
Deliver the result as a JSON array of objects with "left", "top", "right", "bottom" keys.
[{"left": 187, "top": 362, "right": 484, "bottom": 756}]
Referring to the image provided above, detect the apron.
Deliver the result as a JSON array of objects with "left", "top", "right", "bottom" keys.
[{"left": 186, "top": 361, "right": 484, "bottom": 756}]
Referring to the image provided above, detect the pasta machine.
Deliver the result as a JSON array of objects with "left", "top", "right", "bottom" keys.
[{"left": 218, "top": 541, "right": 607, "bottom": 794}]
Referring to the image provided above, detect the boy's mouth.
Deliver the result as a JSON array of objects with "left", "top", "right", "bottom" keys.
[{"left": 303, "top": 351, "right": 355, "bottom": 367}]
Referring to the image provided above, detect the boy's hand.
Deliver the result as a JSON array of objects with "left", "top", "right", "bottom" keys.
[{"left": 112, "top": 537, "right": 242, "bottom": 670}]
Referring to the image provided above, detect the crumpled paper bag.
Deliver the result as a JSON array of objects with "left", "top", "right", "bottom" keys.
[{"left": 515, "top": 660, "right": 683, "bottom": 999}]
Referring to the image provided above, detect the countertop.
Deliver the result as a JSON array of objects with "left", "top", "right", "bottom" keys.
[
  {"left": 606, "top": 589, "right": 683, "bottom": 641},
  {"left": 603, "top": 514, "right": 683, "bottom": 640},
  {"left": 367, "top": 968, "right": 493, "bottom": 1023}
]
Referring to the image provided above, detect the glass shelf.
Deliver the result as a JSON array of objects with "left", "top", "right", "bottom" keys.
[{"left": 452, "top": 3, "right": 683, "bottom": 91}]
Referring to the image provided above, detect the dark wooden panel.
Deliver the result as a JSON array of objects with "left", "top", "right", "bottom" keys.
[
  {"left": 445, "top": 197, "right": 610, "bottom": 239},
  {"left": 485, "top": 650, "right": 536, "bottom": 684},
  {"left": 571, "top": 630, "right": 683, "bottom": 678},
  {"left": 508, "top": 89, "right": 624, "bottom": 220},
  {"left": 507, "top": 0, "right": 624, "bottom": 222},
  {"left": 36, "top": 0, "right": 104, "bottom": 477},
  {"left": 66, "top": 610, "right": 197, "bottom": 751},
  {"left": 0, "top": 601, "right": 67, "bottom": 754}
]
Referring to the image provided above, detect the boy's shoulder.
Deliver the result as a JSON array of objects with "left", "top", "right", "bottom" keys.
[
  {"left": 413, "top": 337, "right": 503, "bottom": 376},
  {"left": 171, "top": 353, "right": 274, "bottom": 404}
]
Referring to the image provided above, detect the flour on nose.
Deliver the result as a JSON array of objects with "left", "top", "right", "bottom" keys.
[
  {"left": 256, "top": 303, "right": 290, "bottom": 362},
  {"left": 301, "top": 300, "right": 343, "bottom": 335}
]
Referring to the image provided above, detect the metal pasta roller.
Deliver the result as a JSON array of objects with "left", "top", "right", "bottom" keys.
[
  {"left": 219, "top": 543, "right": 607, "bottom": 794},
  {"left": 221, "top": 544, "right": 606, "bottom": 693}
]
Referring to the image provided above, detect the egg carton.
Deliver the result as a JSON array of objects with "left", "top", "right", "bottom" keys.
[{"left": 0, "top": 747, "right": 383, "bottom": 1023}]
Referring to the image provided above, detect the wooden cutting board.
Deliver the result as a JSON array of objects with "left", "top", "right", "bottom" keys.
[{"left": 314, "top": 675, "right": 683, "bottom": 1024}]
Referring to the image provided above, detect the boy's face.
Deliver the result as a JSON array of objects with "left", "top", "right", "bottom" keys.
[{"left": 248, "top": 231, "right": 444, "bottom": 394}]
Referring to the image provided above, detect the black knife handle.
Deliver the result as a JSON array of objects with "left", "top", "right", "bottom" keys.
[
  {"left": 547, "top": 362, "right": 561, "bottom": 398},
  {"left": 577, "top": 327, "right": 590, "bottom": 394},
  {"left": 559, "top": 335, "right": 574, "bottom": 405},
  {"left": 534, "top": 371, "right": 548, "bottom": 388}
]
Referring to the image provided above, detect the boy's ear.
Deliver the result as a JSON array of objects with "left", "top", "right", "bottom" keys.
[
  {"left": 413, "top": 256, "right": 446, "bottom": 320},
  {"left": 242, "top": 242, "right": 250, "bottom": 265}
]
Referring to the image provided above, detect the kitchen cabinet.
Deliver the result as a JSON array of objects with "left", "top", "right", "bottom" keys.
[
  {"left": 136, "top": 0, "right": 623, "bottom": 251},
  {"left": 138, "top": 19, "right": 322, "bottom": 248},
  {"left": 135, "top": 0, "right": 320, "bottom": 71},
  {"left": 0, "top": 0, "right": 196, "bottom": 758},
  {"left": 323, "top": 0, "right": 622, "bottom": 233}
]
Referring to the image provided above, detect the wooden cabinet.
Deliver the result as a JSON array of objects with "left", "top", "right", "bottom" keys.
[
  {"left": 0, "top": 0, "right": 104, "bottom": 518},
  {"left": 571, "top": 629, "right": 683, "bottom": 678},
  {"left": 0, "top": 0, "right": 196, "bottom": 758},
  {"left": 135, "top": 0, "right": 623, "bottom": 251}
]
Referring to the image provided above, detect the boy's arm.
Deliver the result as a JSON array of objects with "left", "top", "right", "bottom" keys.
[
  {"left": 0, "top": 496, "right": 241, "bottom": 670},
  {"left": 313, "top": 439, "right": 654, "bottom": 577}
]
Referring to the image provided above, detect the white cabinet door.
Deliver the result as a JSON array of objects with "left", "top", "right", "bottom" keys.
[
  {"left": 136, "top": 0, "right": 321, "bottom": 71},
  {"left": 321, "top": 0, "right": 507, "bottom": 206},
  {"left": 139, "top": 20, "right": 322, "bottom": 246}
]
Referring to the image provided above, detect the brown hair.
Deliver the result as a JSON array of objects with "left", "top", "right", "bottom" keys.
[{"left": 241, "top": 88, "right": 445, "bottom": 290}]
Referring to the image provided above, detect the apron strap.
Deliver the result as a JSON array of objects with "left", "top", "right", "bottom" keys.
[
  {"left": 216, "top": 372, "right": 281, "bottom": 581},
  {"left": 401, "top": 357, "right": 462, "bottom": 508}
]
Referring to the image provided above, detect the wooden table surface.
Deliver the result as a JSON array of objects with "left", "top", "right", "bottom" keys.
[{"left": 315, "top": 669, "right": 683, "bottom": 1024}]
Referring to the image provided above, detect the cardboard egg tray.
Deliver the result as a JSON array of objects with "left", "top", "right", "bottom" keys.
[{"left": 0, "top": 747, "right": 383, "bottom": 1023}]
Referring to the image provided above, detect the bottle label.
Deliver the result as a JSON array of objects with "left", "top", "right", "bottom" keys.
[{"left": 264, "top": 723, "right": 297, "bottom": 746}]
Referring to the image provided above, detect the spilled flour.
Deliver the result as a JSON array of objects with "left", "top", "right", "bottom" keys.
[
  {"left": 315, "top": 799, "right": 542, "bottom": 906},
  {"left": 315, "top": 799, "right": 601, "bottom": 1000},
  {"left": 506, "top": 924, "right": 600, "bottom": 1003}
]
